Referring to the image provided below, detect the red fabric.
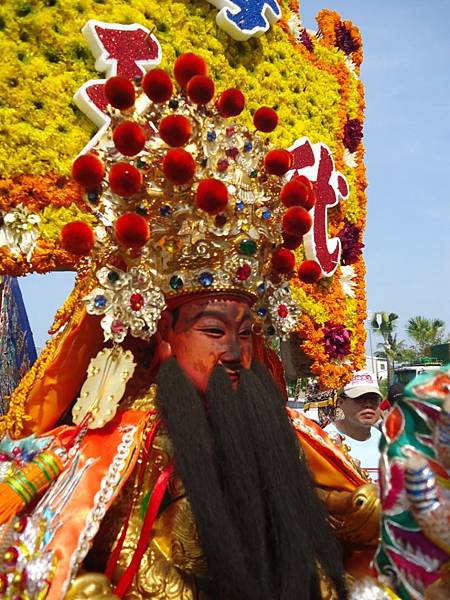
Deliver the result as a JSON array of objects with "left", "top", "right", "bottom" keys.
[
  {"left": 105, "top": 417, "right": 160, "bottom": 579},
  {"left": 114, "top": 460, "right": 174, "bottom": 598},
  {"left": 379, "top": 399, "right": 391, "bottom": 411}
]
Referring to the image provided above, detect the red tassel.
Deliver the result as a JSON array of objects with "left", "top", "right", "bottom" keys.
[{"left": 114, "top": 461, "right": 174, "bottom": 597}]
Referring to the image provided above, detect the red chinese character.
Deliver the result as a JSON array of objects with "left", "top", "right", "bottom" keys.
[
  {"left": 73, "top": 20, "right": 162, "bottom": 151},
  {"left": 288, "top": 138, "right": 349, "bottom": 277}
]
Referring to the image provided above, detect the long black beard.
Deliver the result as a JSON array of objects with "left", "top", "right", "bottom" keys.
[{"left": 156, "top": 358, "right": 346, "bottom": 600}]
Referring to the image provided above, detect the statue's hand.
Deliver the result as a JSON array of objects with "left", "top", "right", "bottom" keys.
[
  {"left": 65, "top": 573, "right": 119, "bottom": 599},
  {"left": 326, "top": 483, "right": 380, "bottom": 547}
]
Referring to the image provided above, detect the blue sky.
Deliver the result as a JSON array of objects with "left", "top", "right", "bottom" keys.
[{"left": 19, "top": 0, "right": 450, "bottom": 350}]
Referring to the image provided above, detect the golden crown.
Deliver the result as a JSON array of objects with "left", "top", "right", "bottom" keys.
[{"left": 66, "top": 53, "right": 316, "bottom": 344}]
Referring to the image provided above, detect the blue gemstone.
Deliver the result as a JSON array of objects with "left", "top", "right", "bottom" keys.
[
  {"left": 236, "top": 200, "right": 244, "bottom": 212},
  {"left": 257, "top": 283, "right": 265, "bottom": 295},
  {"left": 262, "top": 209, "right": 271, "bottom": 220},
  {"left": 198, "top": 272, "right": 213, "bottom": 287},
  {"left": 244, "top": 141, "right": 252, "bottom": 152},
  {"left": 94, "top": 294, "right": 107, "bottom": 309},
  {"left": 207, "top": 130, "right": 217, "bottom": 142},
  {"left": 160, "top": 205, "right": 171, "bottom": 217},
  {"left": 257, "top": 307, "right": 267, "bottom": 317},
  {"left": 87, "top": 191, "right": 98, "bottom": 203}
]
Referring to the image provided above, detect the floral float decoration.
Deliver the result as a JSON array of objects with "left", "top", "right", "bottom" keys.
[{"left": 0, "top": 1, "right": 368, "bottom": 391}]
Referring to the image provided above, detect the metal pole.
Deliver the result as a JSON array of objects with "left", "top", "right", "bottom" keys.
[{"left": 367, "top": 310, "right": 375, "bottom": 374}]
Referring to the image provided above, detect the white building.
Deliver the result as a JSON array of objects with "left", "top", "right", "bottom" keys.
[{"left": 365, "top": 355, "right": 388, "bottom": 381}]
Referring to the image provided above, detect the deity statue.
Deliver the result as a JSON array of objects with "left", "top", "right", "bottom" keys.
[{"left": 0, "top": 52, "right": 379, "bottom": 599}]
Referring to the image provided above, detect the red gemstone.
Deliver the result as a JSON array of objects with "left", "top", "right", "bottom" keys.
[
  {"left": 277, "top": 304, "right": 289, "bottom": 318},
  {"left": 130, "top": 293, "right": 145, "bottom": 311},
  {"left": 385, "top": 406, "right": 404, "bottom": 442},
  {"left": 214, "top": 214, "right": 227, "bottom": 227},
  {"left": 3, "top": 546, "right": 19, "bottom": 566},
  {"left": 217, "top": 159, "right": 229, "bottom": 172},
  {"left": 225, "top": 147, "right": 239, "bottom": 159},
  {"left": 13, "top": 516, "right": 27, "bottom": 534},
  {"left": 236, "top": 264, "right": 251, "bottom": 281}
]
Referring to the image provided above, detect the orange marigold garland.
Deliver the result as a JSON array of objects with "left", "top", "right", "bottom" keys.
[{"left": 281, "top": 3, "right": 368, "bottom": 389}]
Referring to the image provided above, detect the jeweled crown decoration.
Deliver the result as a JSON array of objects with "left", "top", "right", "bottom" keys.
[{"left": 66, "top": 50, "right": 317, "bottom": 343}]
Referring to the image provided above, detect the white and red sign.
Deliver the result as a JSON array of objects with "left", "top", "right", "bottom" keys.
[
  {"left": 73, "top": 20, "right": 162, "bottom": 151},
  {"left": 288, "top": 138, "right": 349, "bottom": 277}
]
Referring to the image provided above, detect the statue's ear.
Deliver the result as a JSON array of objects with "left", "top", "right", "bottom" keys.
[
  {"left": 155, "top": 312, "right": 174, "bottom": 363},
  {"left": 157, "top": 310, "right": 173, "bottom": 341}
]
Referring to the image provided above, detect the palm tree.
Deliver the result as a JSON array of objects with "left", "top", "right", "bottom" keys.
[
  {"left": 375, "top": 334, "right": 418, "bottom": 365},
  {"left": 371, "top": 312, "right": 399, "bottom": 384},
  {"left": 406, "top": 316, "right": 446, "bottom": 356}
]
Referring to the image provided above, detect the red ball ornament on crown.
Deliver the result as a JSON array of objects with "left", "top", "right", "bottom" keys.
[
  {"left": 271, "top": 248, "right": 296, "bottom": 274},
  {"left": 113, "top": 121, "right": 146, "bottom": 156},
  {"left": 115, "top": 213, "right": 150, "bottom": 248},
  {"left": 282, "top": 206, "right": 312, "bottom": 237},
  {"left": 159, "top": 114, "right": 192, "bottom": 147},
  {"left": 217, "top": 89, "right": 245, "bottom": 117},
  {"left": 104, "top": 76, "right": 136, "bottom": 110},
  {"left": 196, "top": 178, "right": 228, "bottom": 215},
  {"left": 187, "top": 75, "right": 215, "bottom": 105},
  {"left": 280, "top": 176, "right": 315, "bottom": 210},
  {"left": 253, "top": 106, "right": 278, "bottom": 133},
  {"left": 72, "top": 153, "right": 105, "bottom": 191},
  {"left": 264, "top": 149, "right": 292, "bottom": 176},
  {"left": 298, "top": 260, "right": 322, "bottom": 283},
  {"left": 163, "top": 149, "right": 196, "bottom": 185},
  {"left": 174, "top": 53, "right": 208, "bottom": 88},
  {"left": 143, "top": 68, "right": 173, "bottom": 103},
  {"left": 109, "top": 162, "right": 142, "bottom": 197},
  {"left": 61, "top": 221, "right": 95, "bottom": 256},
  {"left": 282, "top": 232, "right": 303, "bottom": 250}
]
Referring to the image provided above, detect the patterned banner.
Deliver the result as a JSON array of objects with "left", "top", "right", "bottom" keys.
[{"left": 0, "top": 276, "right": 37, "bottom": 414}]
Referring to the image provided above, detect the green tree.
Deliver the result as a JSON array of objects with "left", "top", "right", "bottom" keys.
[
  {"left": 371, "top": 312, "right": 399, "bottom": 384},
  {"left": 406, "top": 316, "right": 446, "bottom": 356},
  {"left": 375, "top": 334, "right": 419, "bottom": 365}
]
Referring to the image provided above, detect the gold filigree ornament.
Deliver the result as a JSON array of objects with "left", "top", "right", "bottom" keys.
[
  {"left": 83, "top": 266, "right": 166, "bottom": 343},
  {"left": 67, "top": 54, "right": 314, "bottom": 341},
  {"left": 72, "top": 346, "right": 136, "bottom": 428}
]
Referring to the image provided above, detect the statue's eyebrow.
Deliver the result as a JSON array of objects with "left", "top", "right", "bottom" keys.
[{"left": 188, "top": 309, "right": 228, "bottom": 324}]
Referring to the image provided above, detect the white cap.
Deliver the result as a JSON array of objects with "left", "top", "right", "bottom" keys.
[{"left": 343, "top": 370, "right": 382, "bottom": 399}]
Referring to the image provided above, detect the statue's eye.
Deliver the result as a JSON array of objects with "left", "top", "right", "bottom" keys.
[{"left": 201, "top": 327, "right": 225, "bottom": 336}]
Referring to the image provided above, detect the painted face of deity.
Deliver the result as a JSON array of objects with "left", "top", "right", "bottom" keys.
[{"left": 163, "top": 297, "right": 253, "bottom": 394}]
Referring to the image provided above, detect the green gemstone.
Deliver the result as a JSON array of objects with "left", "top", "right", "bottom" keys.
[
  {"left": 136, "top": 158, "right": 147, "bottom": 169},
  {"left": 107, "top": 270, "right": 120, "bottom": 283},
  {"left": 136, "top": 205, "right": 148, "bottom": 216},
  {"left": 250, "top": 170, "right": 258, "bottom": 178},
  {"left": 170, "top": 275, "right": 183, "bottom": 290},
  {"left": 240, "top": 239, "right": 257, "bottom": 256}
]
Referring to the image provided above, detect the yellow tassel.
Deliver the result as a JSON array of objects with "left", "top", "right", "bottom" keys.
[{"left": 0, "top": 450, "right": 64, "bottom": 526}]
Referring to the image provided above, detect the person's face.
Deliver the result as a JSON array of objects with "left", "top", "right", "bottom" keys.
[
  {"left": 339, "top": 393, "right": 381, "bottom": 428},
  {"left": 164, "top": 297, "right": 253, "bottom": 394}
]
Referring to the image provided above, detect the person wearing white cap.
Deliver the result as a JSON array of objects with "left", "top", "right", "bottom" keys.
[{"left": 324, "top": 370, "right": 383, "bottom": 482}]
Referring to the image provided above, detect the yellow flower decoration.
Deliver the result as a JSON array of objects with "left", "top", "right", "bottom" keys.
[{"left": 0, "top": 0, "right": 368, "bottom": 390}]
